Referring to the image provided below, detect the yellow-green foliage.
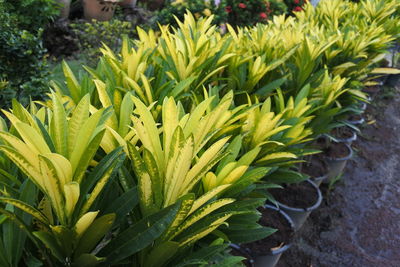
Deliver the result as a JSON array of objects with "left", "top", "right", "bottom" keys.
[{"left": 0, "top": 0, "right": 399, "bottom": 266}]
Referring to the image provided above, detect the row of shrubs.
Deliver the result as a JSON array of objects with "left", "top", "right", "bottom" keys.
[{"left": 0, "top": 0, "right": 399, "bottom": 266}]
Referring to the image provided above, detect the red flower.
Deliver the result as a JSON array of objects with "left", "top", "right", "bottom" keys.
[
  {"left": 259, "top": 12, "right": 268, "bottom": 19},
  {"left": 294, "top": 0, "right": 300, "bottom": 4},
  {"left": 293, "top": 6, "right": 303, "bottom": 12},
  {"left": 238, "top": 3, "right": 246, "bottom": 8},
  {"left": 225, "top": 5, "right": 232, "bottom": 12}
]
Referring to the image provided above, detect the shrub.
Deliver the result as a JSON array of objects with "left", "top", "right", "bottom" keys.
[
  {"left": 0, "top": 3, "right": 51, "bottom": 108},
  {"left": 1, "top": 0, "right": 59, "bottom": 33},
  {"left": 70, "top": 19, "right": 135, "bottom": 66}
]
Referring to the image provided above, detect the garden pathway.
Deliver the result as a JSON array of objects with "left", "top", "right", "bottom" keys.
[{"left": 278, "top": 79, "right": 400, "bottom": 267}]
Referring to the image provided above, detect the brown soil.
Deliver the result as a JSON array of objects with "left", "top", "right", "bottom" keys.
[
  {"left": 323, "top": 142, "right": 350, "bottom": 158},
  {"left": 331, "top": 126, "right": 354, "bottom": 139},
  {"left": 242, "top": 206, "right": 294, "bottom": 256},
  {"left": 269, "top": 181, "right": 319, "bottom": 208},
  {"left": 301, "top": 156, "right": 328, "bottom": 178}
]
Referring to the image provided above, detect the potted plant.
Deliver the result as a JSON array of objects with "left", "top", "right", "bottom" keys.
[
  {"left": 241, "top": 205, "right": 295, "bottom": 267},
  {"left": 299, "top": 155, "right": 329, "bottom": 187},
  {"left": 268, "top": 179, "right": 323, "bottom": 230},
  {"left": 82, "top": 0, "right": 120, "bottom": 21},
  {"left": 327, "top": 125, "right": 358, "bottom": 144},
  {"left": 315, "top": 137, "right": 353, "bottom": 182}
]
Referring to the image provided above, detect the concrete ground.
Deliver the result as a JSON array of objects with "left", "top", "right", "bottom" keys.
[{"left": 277, "top": 80, "right": 400, "bottom": 267}]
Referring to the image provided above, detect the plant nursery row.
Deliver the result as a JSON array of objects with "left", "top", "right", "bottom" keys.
[{"left": 0, "top": 0, "right": 399, "bottom": 266}]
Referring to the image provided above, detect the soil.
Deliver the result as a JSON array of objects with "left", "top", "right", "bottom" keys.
[
  {"left": 301, "top": 156, "right": 328, "bottom": 178},
  {"left": 242, "top": 206, "right": 294, "bottom": 256},
  {"left": 331, "top": 126, "right": 355, "bottom": 139},
  {"left": 276, "top": 82, "right": 400, "bottom": 267},
  {"left": 323, "top": 142, "right": 350, "bottom": 158},
  {"left": 269, "top": 181, "right": 319, "bottom": 208}
]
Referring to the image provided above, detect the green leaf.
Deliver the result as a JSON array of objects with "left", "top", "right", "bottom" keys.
[
  {"left": 170, "top": 76, "right": 197, "bottom": 98},
  {"left": 73, "top": 254, "right": 105, "bottom": 267},
  {"left": 99, "top": 203, "right": 180, "bottom": 264},
  {"left": 75, "top": 214, "right": 116, "bottom": 256},
  {"left": 145, "top": 241, "right": 180, "bottom": 267},
  {"left": 33, "top": 231, "right": 64, "bottom": 262},
  {"left": 255, "top": 77, "right": 287, "bottom": 97},
  {"left": 103, "top": 187, "right": 138, "bottom": 225},
  {"left": 264, "top": 169, "right": 308, "bottom": 184},
  {"left": 223, "top": 227, "right": 276, "bottom": 244},
  {"left": 171, "top": 244, "right": 228, "bottom": 267},
  {"left": 78, "top": 147, "right": 125, "bottom": 217}
]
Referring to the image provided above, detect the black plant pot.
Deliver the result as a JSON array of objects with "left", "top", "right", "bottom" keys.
[
  {"left": 270, "top": 179, "right": 323, "bottom": 231},
  {"left": 242, "top": 205, "right": 295, "bottom": 267},
  {"left": 328, "top": 126, "right": 358, "bottom": 145},
  {"left": 324, "top": 142, "right": 353, "bottom": 182},
  {"left": 346, "top": 116, "right": 365, "bottom": 126}
]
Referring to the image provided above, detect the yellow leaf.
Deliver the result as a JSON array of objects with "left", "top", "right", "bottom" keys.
[{"left": 75, "top": 211, "right": 99, "bottom": 239}]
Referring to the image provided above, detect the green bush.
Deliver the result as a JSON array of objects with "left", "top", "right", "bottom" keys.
[
  {"left": 0, "top": 3, "right": 52, "bottom": 108},
  {"left": 70, "top": 19, "right": 135, "bottom": 66},
  {"left": 1, "top": 0, "right": 59, "bottom": 33}
]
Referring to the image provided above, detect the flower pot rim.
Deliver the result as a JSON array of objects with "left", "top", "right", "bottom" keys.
[
  {"left": 325, "top": 128, "right": 357, "bottom": 144},
  {"left": 359, "top": 102, "right": 367, "bottom": 111},
  {"left": 345, "top": 116, "right": 365, "bottom": 125},
  {"left": 311, "top": 173, "right": 328, "bottom": 182},
  {"left": 325, "top": 142, "right": 353, "bottom": 161},
  {"left": 255, "top": 204, "right": 295, "bottom": 255},
  {"left": 272, "top": 179, "right": 323, "bottom": 213}
]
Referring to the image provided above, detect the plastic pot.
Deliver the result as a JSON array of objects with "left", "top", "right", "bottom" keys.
[
  {"left": 328, "top": 127, "right": 357, "bottom": 144},
  {"left": 359, "top": 102, "right": 367, "bottom": 112},
  {"left": 272, "top": 179, "right": 322, "bottom": 231},
  {"left": 252, "top": 205, "right": 294, "bottom": 267},
  {"left": 346, "top": 116, "right": 365, "bottom": 126},
  {"left": 311, "top": 173, "right": 328, "bottom": 187},
  {"left": 325, "top": 143, "right": 353, "bottom": 181},
  {"left": 299, "top": 155, "right": 329, "bottom": 187}
]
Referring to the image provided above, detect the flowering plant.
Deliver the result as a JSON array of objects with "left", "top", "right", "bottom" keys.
[
  {"left": 223, "top": 0, "right": 287, "bottom": 26},
  {"left": 157, "top": 0, "right": 288, "bottom": 28},
  {"left": 284, "top": 0, "right": 308, "bottom": 13}
]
